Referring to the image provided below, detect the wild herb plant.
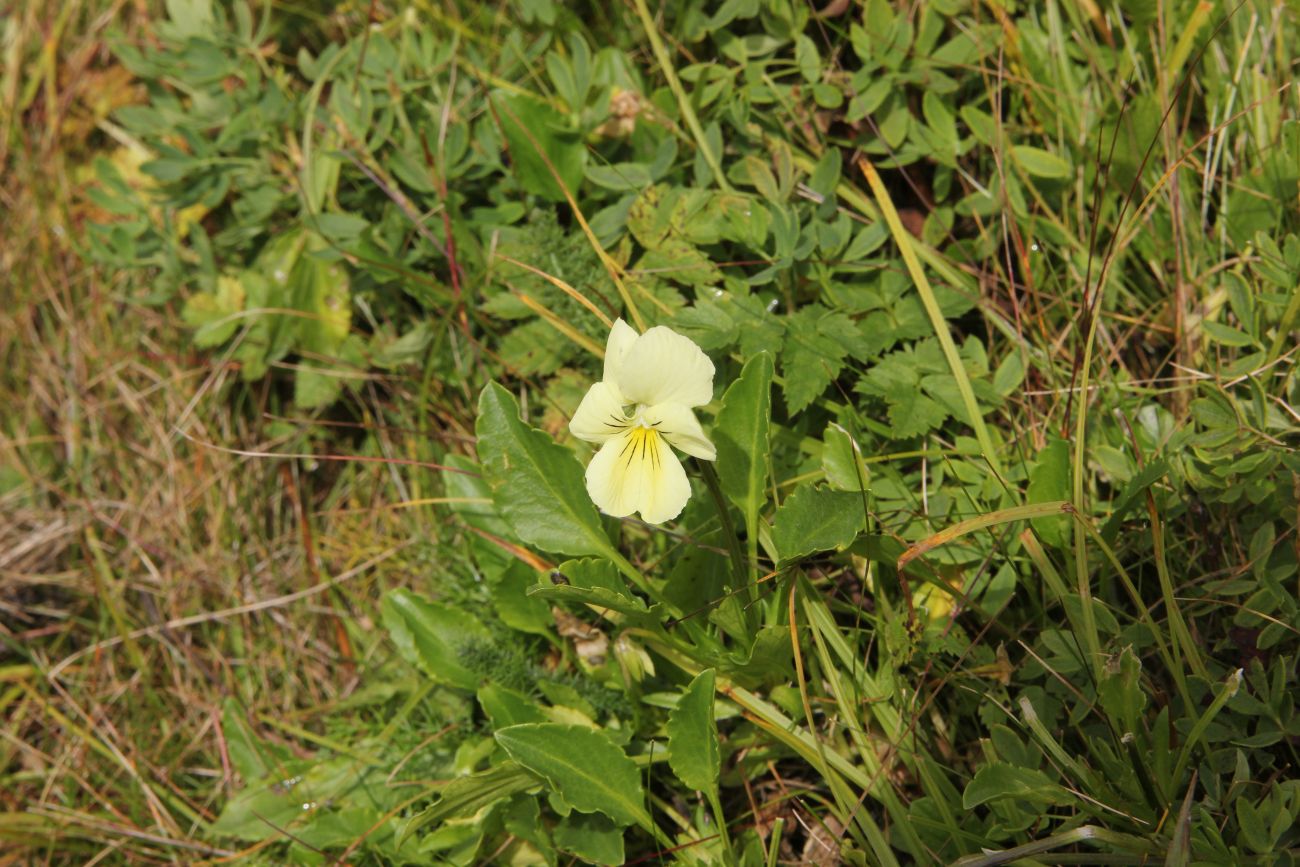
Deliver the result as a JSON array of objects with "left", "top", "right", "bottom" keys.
[{"left": 9, "top": 0, "right": 1299, "bottom": 863}]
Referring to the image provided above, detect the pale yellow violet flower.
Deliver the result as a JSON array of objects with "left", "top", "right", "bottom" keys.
[{"left": 569, "top": 319, "right": 716, "bottom": 524}]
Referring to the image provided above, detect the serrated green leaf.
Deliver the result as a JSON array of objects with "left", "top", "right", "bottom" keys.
[
  {"left": 638, "top": 237, "right": 722, "bottom": 287},
  {"left": 886, "top": 392, "right": 947, "bottom": 438},
  {"left": 292, "top": 335, "right": 364, "bottom": 409},
  {"left": 554, "top": 812, "right": 626, "bottom": 865},
  {"left": 475, "top": 382, "right": 616, "bottom": 559},
  {"left": 500, "top": 793, "right": 553, "bottom": 860},
  {"left": 292, "top": 363, "right": 344, "bottom": 409},
  {"left": 673, "top": 301, "right": 739, "bottom": 350},
  {"left": 772, "top": 484, "right": 866, "bottom": 563},
  {"left": 782, "top": 306, "right": 859, "bottom": 415},
  {"left": 724, "top": 624, "right": 793, "bottom": 681},
  {"left": 627, "top": 184, "right": 673, "bottom": 248},
  {"left": 731, "top": 295, "right": 786, "bottom": 357},
  {"left": 182, "top": 273, "right": 246, "bottom": 348},
  {"left": 555, "top": 557, "right": 626, "bottom": 594},
  {"left": 494, "top": 724, "right": 651, "bottom": 829},
  {"left": 667, "top": 669, "right": 720, "bottom": 794}
]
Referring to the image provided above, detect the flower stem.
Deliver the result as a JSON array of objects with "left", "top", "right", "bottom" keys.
[{"left": 698, "top": 461, "right": 749, "bottom": 594}]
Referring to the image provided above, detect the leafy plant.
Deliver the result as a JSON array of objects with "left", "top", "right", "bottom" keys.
[{"left": 70, "top": 0, "right": 1300, "bottom": 863}]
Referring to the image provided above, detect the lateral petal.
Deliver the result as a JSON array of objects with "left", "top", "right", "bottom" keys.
[
  {"left": 643, "top": 402, "right": 715, "bottom": 461},
  {"left": 569, "top": 381, "right": 628, "bottom": 444}
]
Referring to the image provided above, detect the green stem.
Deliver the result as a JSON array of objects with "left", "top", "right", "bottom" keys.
[
  {"left": 1075, "top": 515, "right": 1192, "bottom": 712},
  {"left": 698, "top": 461, "right": 749, "bottom": 593},
  {"left": 1147, "top": 493, "right": 1208, "bottom": 682},
  {"left": 705, "top": 789, "right": 733, "bottom": 858},
  {"left": 640, "top": 633, "right": 924, "bottom": 862},
  {"left": 765, "top": 817, "right": 785, "bottom": 867},
  {"left": 1171, "top": 668, "right": 1243, "bottom": 787}
]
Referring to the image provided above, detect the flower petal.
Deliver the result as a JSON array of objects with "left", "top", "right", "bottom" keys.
[
  {"left": 569, "top": 381, "right": 629, "bottom": 444},
  {"left": 615, "top": 326, "right": 715, "bottom": 408},
  {"left": 603, "top": 318, "right": 640, "bottom": 385},
  {"left": 643, "top": 403, "right": 715, "bottom": 461},
  {"left": 584, "top": 427, "right": 691, "bottom": 524}
]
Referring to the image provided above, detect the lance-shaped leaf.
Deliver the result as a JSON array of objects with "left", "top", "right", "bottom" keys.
[
  {"left": 493, "top": 92, "right": 586, "bottom": 202},
  {"left": 397, "top": 762, "right": 540, "bottom": 846},
  {"left": 381, "top": 589, "right": 489, "bottom": 690},
  {"left": 495, "top": 724, "right": 652, "bottom": 830},
  {"left": 476, "top": 382, "right": 616, "bottom": 559},
  {"left": 667, "top": 669, "right": 720, "bottom": 795},
  {"left": 963, "top": 763, "right": 1070, "bottom": 808},
  {"left": 715, "top": 352, "right": 774, "bottom": 543}
]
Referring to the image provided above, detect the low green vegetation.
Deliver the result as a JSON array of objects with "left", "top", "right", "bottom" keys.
[{"left": 4, "top": 0, "right": 1299, "bottom": 863}]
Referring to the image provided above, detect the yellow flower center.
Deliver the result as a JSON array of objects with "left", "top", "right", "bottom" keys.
[{"left": 621, "top": 425, "right": 662, "bottom": 471}]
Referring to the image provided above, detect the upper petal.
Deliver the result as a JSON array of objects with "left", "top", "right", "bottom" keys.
[
  {"left": 584, "top": 427, "right": 691, "bottom": 524},
  {"left": 569, "top": 381, "right": 629, "bottom": 444},
  {"left": 615, "top": 326, "right": 715, "bottom": 408},
  {"left": 603, "top": 318, "right": 640, "bottom": 385},
  {"left": 643, "top": 403, "right": 715, "bottom": 461}
]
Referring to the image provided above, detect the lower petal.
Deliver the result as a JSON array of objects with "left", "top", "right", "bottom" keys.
[
  {"left": 639, "top": 442, "right": 690, "bottom": 523},
  {"left": 584, "top": 428, "right": 691, "bottom": 524}
]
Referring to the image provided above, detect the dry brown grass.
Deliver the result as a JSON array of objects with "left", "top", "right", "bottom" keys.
[{"left": 0, "top": 7, "right": 440, "bottom": 861}]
